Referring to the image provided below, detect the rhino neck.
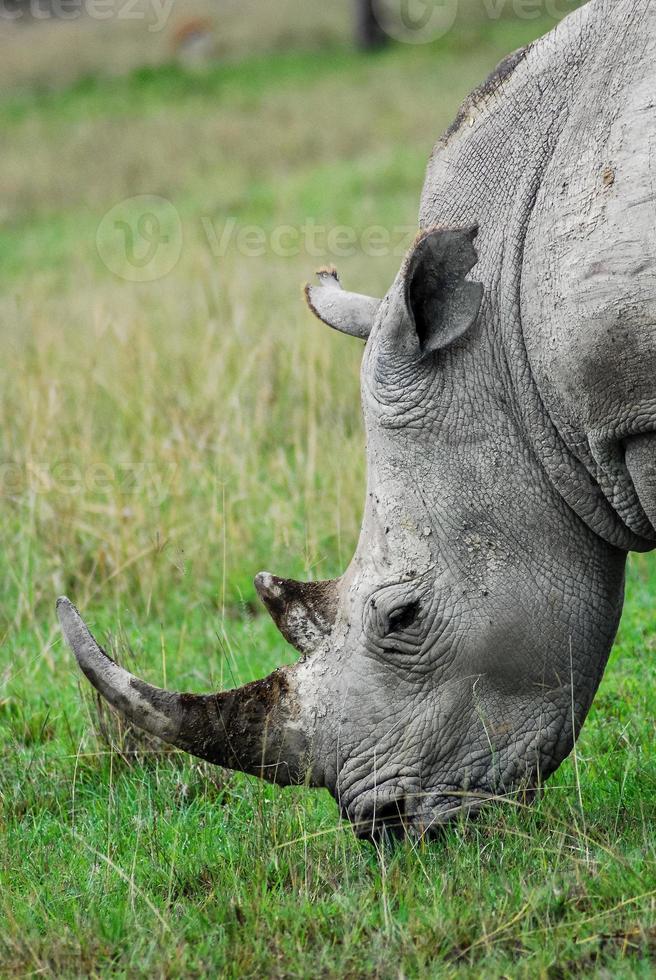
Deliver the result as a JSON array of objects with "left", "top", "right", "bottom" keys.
[
  {"left": 519, "top": 2, "right": 656, "bottom": 551},
  {"left": 419, "top": 0, "right": 654, "bottom": 552}
]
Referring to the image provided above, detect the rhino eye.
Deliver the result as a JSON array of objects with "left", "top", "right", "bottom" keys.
[{"left": 386, "top": 601, "right": 420, "bottom": 633}]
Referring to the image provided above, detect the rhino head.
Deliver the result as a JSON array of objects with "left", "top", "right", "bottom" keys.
[
  {"left": 58, "top": 224, "right": 625, "bottom": 839},
  {"left": 59, "top": 0, "right": 656, "bottom": 837}
]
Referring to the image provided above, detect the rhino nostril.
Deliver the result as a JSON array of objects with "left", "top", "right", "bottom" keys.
[
  {"left": 353, "top": 793, "right": 408, "bottom": 840},
  {"left": 375, "top": 797, "right": 406, "bottom": 826}
]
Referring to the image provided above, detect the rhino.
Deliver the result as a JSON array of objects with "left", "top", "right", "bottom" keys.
[{"left": 58, "top": 0, "right": 656, "bottom": 839}]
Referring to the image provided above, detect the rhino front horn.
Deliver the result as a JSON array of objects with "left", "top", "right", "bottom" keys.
[{"left": 57, "top": 597, "right": 312, "bottom": 786}]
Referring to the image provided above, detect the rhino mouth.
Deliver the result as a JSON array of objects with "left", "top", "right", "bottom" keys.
[{"left": 344, "top": 784, "right": 489, "bottom": 841}]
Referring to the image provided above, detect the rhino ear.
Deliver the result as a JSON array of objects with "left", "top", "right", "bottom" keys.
[
  {"left": 403, "top": 226, "right": 483, "bottom": 354},
  {"left": 305, "top": 267, "right": 380, "bottom": 341},
  {"left": 254, "top": 573, "right": 340, "bottom": 655}
]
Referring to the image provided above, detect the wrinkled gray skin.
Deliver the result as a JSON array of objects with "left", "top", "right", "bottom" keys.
[{"left": 58, "top": 0, "right": 656, "bottom": 839}]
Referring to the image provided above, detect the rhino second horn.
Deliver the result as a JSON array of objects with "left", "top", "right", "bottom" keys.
[
  {"left": 254, "top": 573, "right": 339, "bottom": 654},
  {"left": 57, "top": 597, "right": 311, "bottom": 786}
]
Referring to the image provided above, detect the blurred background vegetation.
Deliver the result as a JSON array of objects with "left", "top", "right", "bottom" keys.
[
  {"left": 1, "top": 0, "right": 347, "bottom": 91},
  {"left": 0, "top": 0, "right": 579, "bottom": 91}
]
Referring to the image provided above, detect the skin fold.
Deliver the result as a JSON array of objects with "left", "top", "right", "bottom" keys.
[{"left": 58, "top": 0, "right": 656, "bottom": 839}]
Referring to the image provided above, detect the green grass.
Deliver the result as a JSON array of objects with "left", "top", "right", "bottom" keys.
[{"left": 3, "top": 10, "right": 656, "bottom": 977}]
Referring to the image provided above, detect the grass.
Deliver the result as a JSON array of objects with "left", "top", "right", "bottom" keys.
[{"left": 3, "top": 7, "right": 656, "bottom": 977}]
